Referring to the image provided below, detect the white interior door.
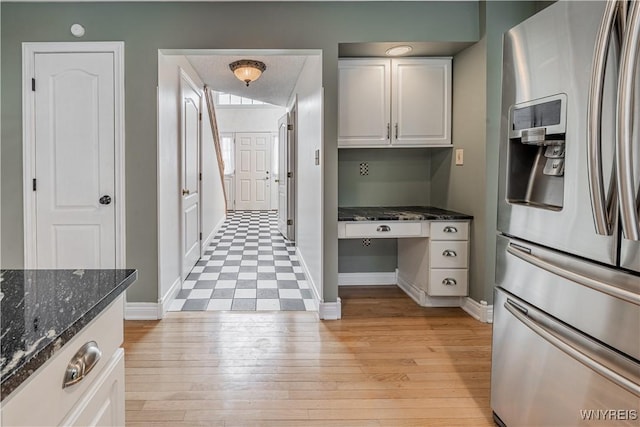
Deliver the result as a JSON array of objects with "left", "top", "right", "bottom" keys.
[
  {"left": 32, "top": 51, "right": 116, "bottom": 269},
  {"left": 235, "top": 133, "right": 271, "bottom": 210},
  {"left": 181, "top": 74, "right": 201, "bottom": 279}
]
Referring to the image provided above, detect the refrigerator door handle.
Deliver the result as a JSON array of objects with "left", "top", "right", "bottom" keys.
[
  {"left": 507, "top": 244, "right": 640, "bottom": 306},
  {"left": 504, "top": 300, "right": 640, "bottom": 398},
  {"left": 588, "top": 0, "right": 619, "bottom": 236},
  {"left": 617, "top": 0, "right": 640, "bottom": 241}
]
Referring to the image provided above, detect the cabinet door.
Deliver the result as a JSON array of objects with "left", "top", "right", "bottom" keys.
[
  {"left": 392, "top": 58, "right": 452, "bottom": 146},
  {"left": 338, "top": 59, "right": 390, "bottom": 147}
]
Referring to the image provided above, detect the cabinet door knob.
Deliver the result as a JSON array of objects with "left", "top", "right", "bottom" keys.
[
  {"left": 63, "top": 341, "right": 102, "bottom": 389},
  {"left": 443, "top": 226, "right": 458, "bottom": 233},
  {"left": 442, "top": 249, "right": 457, "bottom": 257},
  {"left": 386, "top": 123, "right": 391, "bottom": 140},
  {"left": 99, "top": 195, "right": 111, "bottom": 205},
  {"left": 442, "top": 278, "right": 457, "bottom": 286},
  {"left": 376, "top": 225, "right": 391, "bottom": 232}
]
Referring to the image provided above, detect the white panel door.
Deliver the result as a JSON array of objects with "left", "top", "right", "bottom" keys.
[
  {"left": 33, "top": 52, "right": 116, "bottom": 269},
  {"left": 181, "top": 74, "right": 201, "bottom": 280},
  {"left": 234, "top": 133, "right": 271, "bottom": 211},
  {"left": 337, "top": 58, "right": 390, "bottom": 147},
  {"left": 392, "top": 58, "right": 452, "bottom": 146},
  {"left": 277, "top": 114, "right": 290, "bottom": 238}
]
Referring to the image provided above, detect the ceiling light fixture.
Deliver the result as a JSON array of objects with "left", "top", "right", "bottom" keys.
[
  {"left": 385, "top": 45, "right": 413, "bottom": 56},
  {"left": 229, "top": 59, "right": 267, "bottom": 87}
]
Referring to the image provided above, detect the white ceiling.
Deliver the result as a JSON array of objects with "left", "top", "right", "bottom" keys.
[{"left": 186, "top": 54, "right": 309, "bottom": 107}]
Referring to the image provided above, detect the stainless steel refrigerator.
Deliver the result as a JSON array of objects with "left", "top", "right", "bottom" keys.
[{"left": 492, "top": 1, "right": 640, "bottom": 426}]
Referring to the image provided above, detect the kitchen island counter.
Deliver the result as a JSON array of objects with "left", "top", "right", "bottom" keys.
[{"left": 0, "top": 269, "right": 137, "bottom": 400}]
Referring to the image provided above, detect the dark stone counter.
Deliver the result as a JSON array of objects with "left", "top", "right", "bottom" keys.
[
  {"left": 338, "top": 206, "right": 473, "bottom": 222},
  {"left": 0, "top": 269, "right": 137, "bottom": 400}
]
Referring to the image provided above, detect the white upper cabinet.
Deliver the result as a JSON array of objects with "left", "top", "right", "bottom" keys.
[
  {"left": 338, "top": 59, "right": 391, "bottom": 147},
  {"left": 338, "top": 57, "right": 452, "bottom": 148}
]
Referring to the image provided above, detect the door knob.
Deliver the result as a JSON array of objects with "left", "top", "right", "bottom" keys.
[
  {"left": 182, "top": 189, "right": 190, "bottom": 196},
  {"left": 99, "top": 195, "right": 111, "bottom": 205}
]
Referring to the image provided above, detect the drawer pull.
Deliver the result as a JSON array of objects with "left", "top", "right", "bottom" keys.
[
  {"left": 442, "top": 278, "right": 457, "bottom": 286},
  {"left": 443, "top": 226, "right": 458, "bottom": 233},
  {"left": 63, "top": 341, "right": 102, "bottom": 389},
  {"left": 376, "top": 225, "right": 391, "bottom": 232},
  {"left": 442, "top": 249, "right": 457, "bottom": 257}
]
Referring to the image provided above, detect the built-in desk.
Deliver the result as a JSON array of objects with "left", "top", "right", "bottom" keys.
[{"left": 338, "top": 206, "right": 473, "bottom": 306}]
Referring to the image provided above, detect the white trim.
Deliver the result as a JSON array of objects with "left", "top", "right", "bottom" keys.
[
  {"left": 124, "top": 302, "right": 160, "bottom": 320},
  {"left": 22, "top": 42, "right": 126, "bottom": 269},
  {"left": 338, "top": 271, "right": 397, "bottom": 286},
  {"left": 397, "top": 273, "right": 464, "bottom": 308},
  {"left": 461, "top": 297, "right": 494, "bottom": 324},
  {"left": 157, "top": 277, "right": 182, "bottom": 319},
  {"left": 296, "top": 247, "right": 321, "bottom": 309},
  {"left": 202, "top": 214, "right": 225, "bottom": 252},
  {"left": 319, "top": 298, "right": 342, "bottom": 320}
]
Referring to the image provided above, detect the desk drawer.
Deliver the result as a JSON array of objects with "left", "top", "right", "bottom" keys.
[
  {"left": 430, "top": 241, "right": 468, "bottom": 268},
  {"left": 343, "top": 222, "right": 423, "bottom": 238},
  {"left": 430, "top": 221, "right": 469, "bottom": 240},
  {"left": 429, "top": 269, "right": 469, "bottom": 296}
]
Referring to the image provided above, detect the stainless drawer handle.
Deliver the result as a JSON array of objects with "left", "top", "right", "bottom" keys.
[
  {"left": 376, "top": 225, "right": 391, "bottom": 232},
  {"left": 443, "top": 226, "right": 458, "bottom": 233},
  {"left": 442, "top": 278, "right": 457, "bottom": 286},
  {"left": 442, "top": 249, "right": 457, "bottom": 257},
  {"left": 63, "top": 341, "right": 102, "bottom": 389}
]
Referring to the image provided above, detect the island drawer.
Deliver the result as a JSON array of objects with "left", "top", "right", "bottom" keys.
[
  {"left": 341, "top": 221, "right": 427, "bottom": 238},
  {"left": 430, "top": 221, "right": 469, "bottom": 240},
  {"left": 429, "top": 269, "right": 469, "bottom": 296},
  {"left": 1, "top": 296, "right": 124, "bottom": 426},
  {"left": 429, "top": 241, "right": 469, "bottom": 268}
]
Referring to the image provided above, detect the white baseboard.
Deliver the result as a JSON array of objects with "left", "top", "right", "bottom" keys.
[
  {"left": 201, "top": 215, "right": 225, "bottom": 252},
  {"left": 396, "top": 273, "right": 464, "bottom": 307},
  {"left": 296, "top": 247, "right": 321, "bottom": 309},
  {"left": 157, "top": 276, "right": 181, "bottom": 319},
  {"left": 124, "top": 302, "right": 160, "bottom": 320},
  {"left": 297, "top": 247, "right": 341, "bottom": 320},
  {"left": 319, "top": 298, "right": 342, "bottom": 320},
  {"left": 338, "top": 272, "right": 397, "bottom": 286},
  {"left": 461, "top": 297, "right": 494, "bottom": 323}
]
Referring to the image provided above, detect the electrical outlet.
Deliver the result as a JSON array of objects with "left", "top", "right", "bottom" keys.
[{"left": 455, "top": 148, "right": 464, "bottom": 166}]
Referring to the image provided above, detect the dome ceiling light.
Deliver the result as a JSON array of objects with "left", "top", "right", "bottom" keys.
[{"left": 229, "top": 59, "right": 267, "bottom": 87}]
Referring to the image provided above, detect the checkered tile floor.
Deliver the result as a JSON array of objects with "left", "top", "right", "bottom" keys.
[{"left": 168, "top": 210, "right": 315, "bottom": 312}]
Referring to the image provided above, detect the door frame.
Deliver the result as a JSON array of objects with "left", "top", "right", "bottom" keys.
[{"left": 22, "top": 42, "right": 126, "bottom": 268}]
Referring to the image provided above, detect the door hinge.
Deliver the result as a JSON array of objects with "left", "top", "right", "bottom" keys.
[
  {"left": 199, "top": 232, "right": 202, "bottom": 240},
  {"left": 287, "top": 124, "right": 293, "bottom": 131},
  {"left": 199, "top": 172, "right": 202, "bottom": 181},
  {"left": 199, "top": 112, "right": 202, "bottom": 121},
  {"left": 287, "top": 219, "right": 293, "bottom": 225},
  {"left": 31, "top": 78, "right": 36, "bottom": 92},
  {"left": 32, "top": 178, "right": 37, "bottom": 191},
  {"left": 287, "top": 172, "right": 292, "bottom": 178}
]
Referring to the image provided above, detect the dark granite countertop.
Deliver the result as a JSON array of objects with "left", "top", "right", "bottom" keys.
[
  {"left": 338, "top": 206, "right": 473, "bottom": 221},
  {"left": 0, "top": 269, "right": 137, "bottom": 400}
]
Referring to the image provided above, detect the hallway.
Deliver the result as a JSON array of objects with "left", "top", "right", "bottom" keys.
[{"left": 169, "top": 211, "right": 315, "bottom": 312}]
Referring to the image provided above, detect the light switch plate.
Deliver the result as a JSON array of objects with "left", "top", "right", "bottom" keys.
[{"left": 455, "top": 148, "right": 464, "bottom": 166}]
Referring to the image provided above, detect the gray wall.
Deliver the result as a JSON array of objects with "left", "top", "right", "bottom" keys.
[
  {"left": 432, "top": 38, "right": 488, "bottom": 303},
  {"left": 481, "top": 1, "right": 540, "bottom": 304},
  {"left": 1, "top": 1, "right": 479, "bottom": 303}
]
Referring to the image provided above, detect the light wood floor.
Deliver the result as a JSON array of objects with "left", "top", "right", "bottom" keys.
[{"left": 124, "top": 286, "right": 494, "bottom": 426}]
